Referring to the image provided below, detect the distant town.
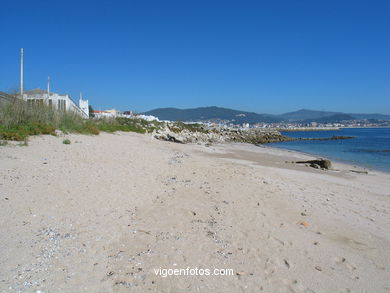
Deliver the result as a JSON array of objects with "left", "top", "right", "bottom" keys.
[{"left": 90, "top": 108, "right": 390, "bottom": 129}]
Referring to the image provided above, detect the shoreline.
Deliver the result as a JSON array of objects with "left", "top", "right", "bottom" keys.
[
  {"left": 264, "top": 143, "right": 390, "bottom": 175},
  {"left": 203, "top": 140, "right": 386, "bottom": 178},
  {"left": 269, "top": 127, "right": 390, "bottom": 174},
  {"left": 1, "top": 132, "right": 389, "bottom": 292}
]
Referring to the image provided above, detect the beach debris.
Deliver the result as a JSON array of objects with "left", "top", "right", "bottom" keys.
[
  {"left": 300, "top": 212, "right": 307, "bottom": 216},
  {"left": 315, "top": 266, "right": 322, "bottom": 271},
  {"left": 300, "top": 221, "right": 310, "bottom": 227},
  {"left": 284, "top": 259, "right": 291, "bottom": 269},
  {"left": 135, "top": 229, "right": 151, "bottom": 235},
  {"left": 294, "top": 159, "right": 332, "bottom": 170},
  {"left": 335, "top": 257, "right": 346, "bottom": 264},
  {"left": 349, "top": 169, "right": 368, "bottom": 174}
]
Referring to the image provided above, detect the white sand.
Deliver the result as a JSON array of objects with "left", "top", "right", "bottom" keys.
[{"left": 1, "top": 132, "right": 389, "bottom": 292}]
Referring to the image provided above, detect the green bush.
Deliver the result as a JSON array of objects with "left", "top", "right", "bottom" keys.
[
  {"left": 168, "top": 121, "right": 208, "bottom": 134},
  {"left": 63, "top": 138, "right": 71, "bottom": 144},
  {"left": 0, "top": 97, "right": 164, "bottom": 141}
]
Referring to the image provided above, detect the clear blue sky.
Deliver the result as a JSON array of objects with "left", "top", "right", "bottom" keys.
[{"left": 1, "top": 0, "right": 389, "bottom": 114}]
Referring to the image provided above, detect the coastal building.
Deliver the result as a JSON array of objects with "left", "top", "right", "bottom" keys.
[
  {"left": 79, "top": 93, "right": 89, "bottom": 117},
  {"left": 92, "top": 109, "right": 121, "bottom": 118},
  {"left": 90, "top": 109, "right": 159, "bottom": 121},
  {"left": 92, "top": 110, "right": 112, "bottom": 118},
  {"left": 22, "top": 89, "right": 89, "bottom": 118},
  {"left": 17, "top": 49, "right": 89, "bottom": 118}
]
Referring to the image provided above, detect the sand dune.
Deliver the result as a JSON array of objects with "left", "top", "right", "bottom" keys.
[{"left": 1, "top": 132, "right": 389, "bottom": 292}]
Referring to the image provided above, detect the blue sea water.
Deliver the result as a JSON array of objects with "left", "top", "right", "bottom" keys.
[{"left": 268, "top": 128, "right": 390, "bottom": 172}]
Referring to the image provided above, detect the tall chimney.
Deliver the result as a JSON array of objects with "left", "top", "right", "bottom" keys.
[
  {"left": 47, "top": 76, "right": 50, "bottom": 97},
  {"left": 20, "top": 48, "right": 24, "bottom": 96}
]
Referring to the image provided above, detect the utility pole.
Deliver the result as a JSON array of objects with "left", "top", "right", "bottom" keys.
[
  {"left": 47, "top": 76, "right": 50, "bottom": 97},
  {"left": 20, "top": 48, "right": 24, "bottom": 96}
]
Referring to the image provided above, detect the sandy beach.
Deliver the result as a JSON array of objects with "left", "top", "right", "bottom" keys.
[{"left": 1, "top": 132, "right": 389, "bottom": 293}]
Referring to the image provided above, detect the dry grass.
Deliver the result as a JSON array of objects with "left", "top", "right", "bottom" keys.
[{"left": 0, "top": 97, "right": 163, "bottom": 142}]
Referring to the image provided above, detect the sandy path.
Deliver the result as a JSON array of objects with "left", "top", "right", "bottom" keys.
[{"left": 1, "top": 132, "right": 389, "bottom": 292}]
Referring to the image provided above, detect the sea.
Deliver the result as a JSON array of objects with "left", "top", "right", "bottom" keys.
[{"left": 268, "top": 128, "right": 390, "bottom": 173}]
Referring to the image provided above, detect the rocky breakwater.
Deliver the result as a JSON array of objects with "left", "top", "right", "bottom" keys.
[{"left": 152, "top": 123, "right": 289, "bottom": 144}]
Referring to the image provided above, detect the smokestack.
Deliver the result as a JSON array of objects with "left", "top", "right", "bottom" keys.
[
  {"left": 20, "top": 48, "right": 24, "bottom": 96},
  {"left": 47, "top": 76, "right": 50, "bottom": 97}
]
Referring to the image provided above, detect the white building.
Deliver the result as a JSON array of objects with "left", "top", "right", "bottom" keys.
[
  {"left": 92, "top": 109, "right": 121, "bottom": 118},
  {"left": 136, "top": 114, "right": 159, "bottom": 121},
  {"left": 22, "top": 89, "right": 89, "bottom": 118},
  {"left": 79, "top": 94, "right": 89, "bottom": 117}
]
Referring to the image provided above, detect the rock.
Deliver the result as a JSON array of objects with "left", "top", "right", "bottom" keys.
[
  {"left": 55, "top": 130, "right": 64, "bottom": 136},
  {"left": 153, "top": 130, "right": 184, "bottom": 143},
  {"left": 166, "top": 134, "right": 184, "bottom": 144},
  {"left": 295, "top": 159, "right": 332, "bottom": 170},
  {"left": 310, "top": 163, "right": 320, "bottom": 169},
  {"left": 152, "top": 124, "right": 290, "bottom": 145}
]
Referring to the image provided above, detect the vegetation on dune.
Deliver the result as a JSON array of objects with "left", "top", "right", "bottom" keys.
[
  {"left": 167, "top": 121, "right": 208, "bottom": 134},
  {"left": 94, "top": 117, "right": 163, "bottom": 134},
  {"left": 0, "top": 98, "right": 57, "bottom": 141},
  {"left": 0, "top": 98, "right": 97, "bottom": 140},
  {"left": 0, "top": 97, "right": 165, "bottom": 142}
]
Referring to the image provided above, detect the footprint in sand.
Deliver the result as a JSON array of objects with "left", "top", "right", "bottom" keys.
[
  {"left": 333, "top": 257, "right": 357, "bottom": 272},
  {"left": 264, "top": 258, "right": 277, "bottom": 277}
]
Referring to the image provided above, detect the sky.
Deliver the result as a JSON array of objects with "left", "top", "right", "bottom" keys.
[{"left": 1, "top": 0, "right": 389, "bottom": 114}]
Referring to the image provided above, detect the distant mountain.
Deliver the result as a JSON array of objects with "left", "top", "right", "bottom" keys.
[
  {"left": 301, "top": 114, "right": 355, "bottom": 124},
  {"left": 143, "top": 107, "right": 390, "bottom": 123},
  {"left": 348, "top": 113, "right": 390, "bottom": 120},
  {"left": 279, "top": 109, "right": 390, "bottom": 121},
  {"left": 279, "top": 109, "right": 341, "bottom": 121},
  {"left": 143, "top": 106, "right": 281, "bottom": 123}
]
